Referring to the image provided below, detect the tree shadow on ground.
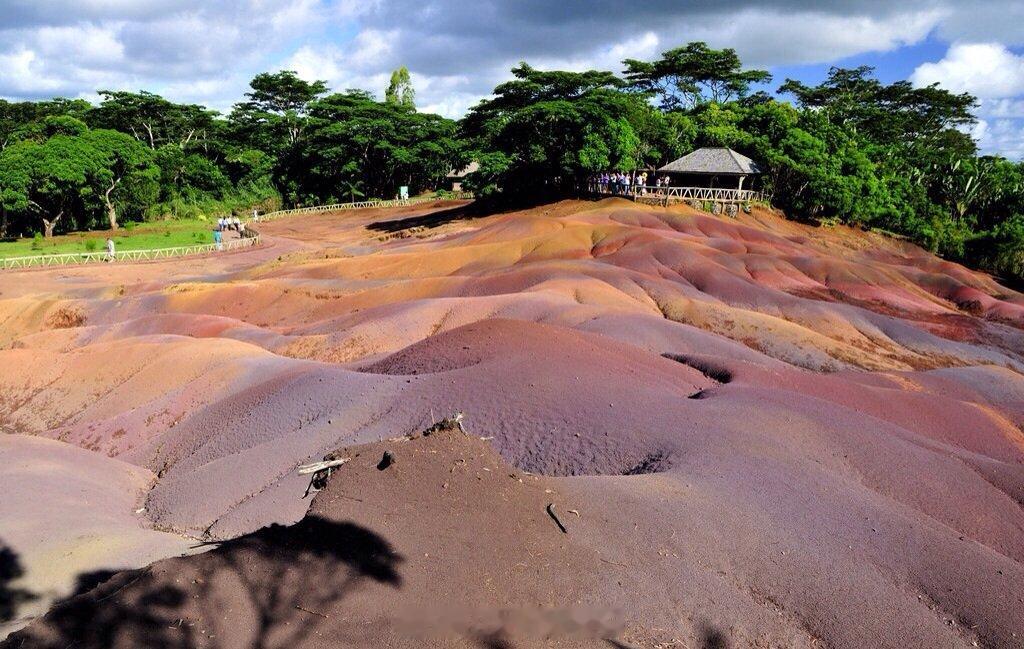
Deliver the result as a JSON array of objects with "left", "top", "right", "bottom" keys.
[
  {"left": 0, "top": 540, "right": 37, "bottom": 625},
  {"left": 365, "top": 204, "right": 478, "bottom": 233},
  {"left": 2, "top": 516, "right": 402, "bottom": 649},
  {"left": 604, "top": 621, "right": 728, "bottom": 649},
  {"left": 699, "top": 622, "right": 728, "bottom": 649}
]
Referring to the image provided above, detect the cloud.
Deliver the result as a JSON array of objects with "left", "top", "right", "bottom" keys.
[
  {"left": 974, "top": 118, "right": 1024, "bottom": 158},
  {"left": 2, "top": 0, "right": 1024, "bottom": 156},
  {"left": 0, "top": 0, "right": 334, "bottom": 108},
  {"left": 911, "top": 42, "right": 1024, "bottom": 98}
]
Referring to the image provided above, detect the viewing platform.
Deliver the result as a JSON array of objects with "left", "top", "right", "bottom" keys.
[{"left": 593, "top": 185, "right": 770, "bottom": 214}]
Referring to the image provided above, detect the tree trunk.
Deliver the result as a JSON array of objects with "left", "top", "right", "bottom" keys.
[
  {"left": 105, "top": 179, "right": 121, "bottom": 230},
  {"left": 42, "top": 210, "right": 62, "bottom": 238}
]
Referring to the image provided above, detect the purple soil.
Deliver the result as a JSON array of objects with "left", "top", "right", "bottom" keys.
[{"left": 2, "top": 199, "right": 1024, "bottom": 647}]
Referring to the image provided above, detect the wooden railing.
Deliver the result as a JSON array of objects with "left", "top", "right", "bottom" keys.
[
  {"left": 0, "top": 234, "right": 261, "bottom": 270},
  {"left": 594, "top": 185, "right": 770, "bottom": 206},
  {"left": 257, "top": 193, "right": 474, "bottom": 221}
]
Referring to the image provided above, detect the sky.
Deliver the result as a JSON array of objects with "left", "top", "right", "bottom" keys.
[{"left": 1, "top": 0, "right": 1023, "bottom": 158}]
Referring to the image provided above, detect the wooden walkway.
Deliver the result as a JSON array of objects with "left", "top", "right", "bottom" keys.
[
  {"left": 257, "top": 193, "right": 474, "bottom": 221},
  {"left": 594, "top": 185, "right": 769, "bottom": 210}
]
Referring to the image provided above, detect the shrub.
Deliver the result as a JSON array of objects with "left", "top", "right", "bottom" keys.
[
  {"left": 84, "top": 239, "right": 98, "bottom": 252},
  {"left": 45, "top": 305, "right": 87, "bottom": 329},
  {"left": 31, "top": 232, "right": 43, "bottom": 250}
]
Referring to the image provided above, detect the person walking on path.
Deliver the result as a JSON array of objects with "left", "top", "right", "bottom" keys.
[
  {"left": 213, "top": 227, "right": 223, "bottom": 251},
  {"left": 104, "top": 237, "right": 115, "bottom": 262}
]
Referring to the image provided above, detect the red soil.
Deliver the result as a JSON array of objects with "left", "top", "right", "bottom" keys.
[{"left": 2, "top": 198, "right": 1023, "bottom": 647}]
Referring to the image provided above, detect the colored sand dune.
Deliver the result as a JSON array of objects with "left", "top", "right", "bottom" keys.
[{"left": 1, "top": 198, "right": 1022, "bottom": 647}]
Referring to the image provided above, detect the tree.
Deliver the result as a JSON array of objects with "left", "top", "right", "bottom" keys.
[
  {"left": 385, "top": 66, "right": 416, "bottom": 110},
  {"left": 0, "top": 98, "right": 91, "bottom": 150},
  {"left": 90, "top": 91, "right": 216, "bottom": 150},
  {"left": 460, "top": 63, "right": 662, "bottom": 200},
  {"left": 624, "top": 42, "right": 771, "bottom": 110},
  {"left": 0, "top": 136, "right": 96, "bottom": 237},
  {"left": 778, "top": 67, "right": 976, "bottom": 154},
  {"left": 82, "top": 129, "right": 159, "bottom": 229},
  {"left": 229, "top": 71, "right": 328, "bottom": 154},
  {"left": 276, "top": 91, "right": 459, "bottom": 204}
]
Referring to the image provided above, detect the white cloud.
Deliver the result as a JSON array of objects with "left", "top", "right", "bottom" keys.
[
  {"left": 974, "top": 118, "right": 1024, "bottom": 158},
  {"left": 0, "top": 0, "right": 333, "bottom": 107},
  {"left": 1, "top": 1, "right": 1024, "bottom": 157},
  {"left": 911, "top": 42, "right": 1024, "bottom": 98},
  {"left": 984, "top": 98, "right": 1024, "bottom": 118}
]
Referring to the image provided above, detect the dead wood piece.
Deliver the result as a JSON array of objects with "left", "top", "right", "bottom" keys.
[
  {"left": 294, "top": 605, "right": 328, "bottom": 619},
  {"left": 546, "top": 503, "right": 568, "bottom": 534},
  {"left": 299, "top": 457, "right": 350, "bottom": 498},
  {"left": 297, "top": 458, "right": 349, "bottom": 475}
]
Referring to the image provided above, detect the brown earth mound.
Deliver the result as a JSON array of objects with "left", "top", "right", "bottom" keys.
[{"left": 8, "top": 418, "right": 1024, "bottom": 648}]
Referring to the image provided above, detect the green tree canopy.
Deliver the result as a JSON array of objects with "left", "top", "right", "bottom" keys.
[
  {"left": 229, "top": 71, "right": 329, "bottom": 154},
  {"left": 81, "top": 129, "right": 160, "bottom": 229},
  {"left": 275, "top": 90, "right": 460, "bottom": 204},
  {"left": 89, "top": 91, "right": 217, "bottom": 150},
  {"left": 623, "top": 42, "right": 772, "bottom": 110},
  {"left": 460, "top": 63, "right": 664, "bottom": 199}
]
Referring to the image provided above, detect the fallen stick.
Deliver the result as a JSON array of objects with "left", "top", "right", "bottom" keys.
[
  {"left": 546, "top": 503, "right": 568, "bottom": 534},
  {"left": 294, "top": 604, "right": 328, "bottom": 619},
  {"left": 297, "top": 458, "right": 349, "bottom": 475}
]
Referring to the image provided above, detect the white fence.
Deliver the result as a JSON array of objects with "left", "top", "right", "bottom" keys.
[
  {"left": 0, "top": 193, "right": 476, "bottom": 271},
  {"left": 257, "top": 193, "right": 474, "bottom": 221},
  {"left": 0, "top": 234, "right": 261, "bottom": 270},
  {"left": 595, "top": 185, "right": 770, "bottom": 207}
]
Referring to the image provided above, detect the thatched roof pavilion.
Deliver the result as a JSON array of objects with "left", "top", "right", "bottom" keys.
[{"left": 658, "top": 147, "right": 762, "bottom": 189}]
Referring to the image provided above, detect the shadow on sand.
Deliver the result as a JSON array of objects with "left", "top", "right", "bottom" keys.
[
  {"left": 1, "top": 540, "right": 37, "bottom": 626},
  {"left": 366, "top": 203, "right": 478, "bottom": 234},
  {"left": 2, "top": 517, "right": 402, "bottom": 649}
]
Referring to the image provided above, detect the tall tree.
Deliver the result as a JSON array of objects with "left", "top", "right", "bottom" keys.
[
  {"left": 385, "top": 66, "right": 416, "bottom": 109},
  {"left": 460, "top": 63, "right": 662, "bottom": 200},
  {"left": 229, "top": 71, "right": 328, "bottom": 153},
  {"left": 623, "top": 42, "right": 771, "bottom": 110},
  {"left": 778, "top": 67, "right": 977, "bottom": 150},
  {"left": 82, "top": 129, "right": 159, "bottom": 230},
  {"left": 0, "top": 136, "right": 95, "bottom": 237},
  {"left": 276, "top": 90, "right": 459, "bottom": 204},
  {"left": 89, "top": 91, "right": 216, "bottom": 150}
]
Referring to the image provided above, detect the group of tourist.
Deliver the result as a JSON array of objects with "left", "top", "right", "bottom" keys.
[
  {"left": 213, "top": 215, "right": 246, "bottom": 250},
  {"left": 588, "top": 172, "right": 673, "bottom": 195}
]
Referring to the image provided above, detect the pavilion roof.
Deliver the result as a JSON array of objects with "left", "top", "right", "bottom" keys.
[{"left": 658, "top": 147, "right": 762, "bottom": 175}]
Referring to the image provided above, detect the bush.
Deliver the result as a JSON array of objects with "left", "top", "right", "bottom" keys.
[
  {"left": 84, "top": 239, "right": 98, "bottom": 252},
  {"left": 45, "top": 305, "right": 86, "bottom": 329},
  {"left": 30, "top": 232, "right": 43, "bottom": 250}
]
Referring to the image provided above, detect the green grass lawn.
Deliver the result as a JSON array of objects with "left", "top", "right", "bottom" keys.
[{"left": 0, "top": 220, "right": 216, "bottom": 259}]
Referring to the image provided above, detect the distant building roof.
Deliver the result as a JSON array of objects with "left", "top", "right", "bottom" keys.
[
  {"left": 658, "top": 147, "right": 762, "bottom": 175},
  {"left": 446, "top": 161, "right": 479, "bottom": 178}
]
